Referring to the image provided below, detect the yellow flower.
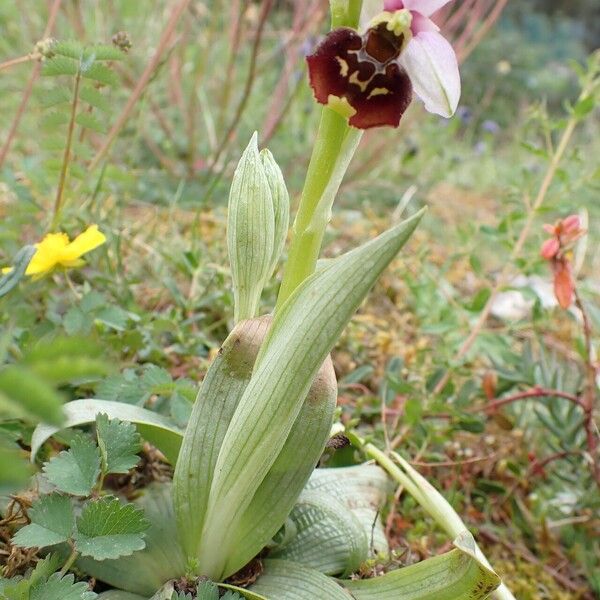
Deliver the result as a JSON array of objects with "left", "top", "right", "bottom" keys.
[{"left": 3, "top": 225, "right": 106, "bottom": 277}]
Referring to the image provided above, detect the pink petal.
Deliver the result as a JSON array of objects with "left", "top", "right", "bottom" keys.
[
  {"left": 402, "top": 0, "right": 454, "bottom": 17},
  {"left": 411, "top": 11, "right": 439, "bottom": 34},
  {"left": 540, "top": 238, "right": 560, "bottom": 260},
  {"left": 384, "top": 0, "right": 406, "bottom": 10},
  {"left": 399, "top": 30, "right": 460, "bottom": 117},
  {"left": 561, "top": 214, "right": 580, "bottom": 233}
]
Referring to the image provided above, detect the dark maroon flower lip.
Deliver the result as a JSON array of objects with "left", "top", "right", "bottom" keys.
[{"left": 306, "top": 25, "right": 413, "bottom": 129}]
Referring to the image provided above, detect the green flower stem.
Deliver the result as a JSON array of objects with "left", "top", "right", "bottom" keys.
[
  {"left": 348, "top": 431, "right": 517, "bottom": 600},
  {"left": 275, "top": 0, "right": 364, "bottom": 308}
]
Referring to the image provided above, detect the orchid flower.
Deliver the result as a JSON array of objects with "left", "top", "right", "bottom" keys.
[{"left": 307, "top": 0, "right": 460, "bottom": 128}]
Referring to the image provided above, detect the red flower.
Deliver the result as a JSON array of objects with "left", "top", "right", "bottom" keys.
[{"left": 540, "top": 214, "right": 585, "bottom": 309}]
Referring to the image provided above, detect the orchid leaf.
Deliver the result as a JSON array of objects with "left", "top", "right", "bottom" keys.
[
  {"left": 249, "top": 559, "right": 352, "bottom": 599},
  {"left": 271, "top": 490, "right": 367, "bottom": 576},
  {"left": 340, "top": 532, "right": 500, "bottom": 599},
  {"left": 31, "top": 399, "right": 183, "bottom": 465},
  {"left": 173, "top": 317, "right": 271, "bottom": 558},
  {"left": 304, "top": 464, "right": 389, "bottom": 556},
  {"left": 221, "top": 356, "right": 337, "bottom": 578},
  {"left": 198, "top": 210, "right": 424, "bottom": 579}
]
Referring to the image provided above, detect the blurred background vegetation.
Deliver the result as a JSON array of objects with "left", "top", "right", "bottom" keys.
[{"left": 0, "top": 1, "right": 599, "bottom": 598}]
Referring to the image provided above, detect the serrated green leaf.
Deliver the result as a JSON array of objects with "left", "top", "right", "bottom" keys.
[
  {"left": 79, "top": 87, "right": 110, "bottom": 112},
  {"left": 195, "top": 582, "right": 219, "bottom": 600},
  {"left": 95, "top": 413, "right": 141, "bottom": 475},
  {"left": 97, "top": 593, "right": 146, "bottom": 600},
  {"left": 43, "top": 434, "right": 101, "bottom": 496},
  {"left": 74, "top": 496, "right": 148, "bottom": 560},
  {"left": 31, "top": 399, "right": 183, "bottom": 466},
  {"left": 76, "top": 484, "right": 186, "bottom": 596},
  {"left": 75, "top": 112, "right": 107, "bottom": 134},
  {"left": 42, "top": 56, "right": 79, "bottom": 77},
  {"left": 0, "top": 365, "right": 64, "bottom": 425},
  {"left": 82, "top": 63, "right": 118, "bottom": 86},
  {"left": 29, "top": 553, "right": 63, "bottom": 585},
  {"left": 12, "top": 494, "right": 74, "bottom": 548},
  {"left": 31, "top": 572, "right": 97, "bottom": 600}
]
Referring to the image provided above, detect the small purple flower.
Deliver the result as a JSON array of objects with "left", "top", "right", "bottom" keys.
[
  {"left": 482, "top": 119, "right": 501, "bottom": 134},
  {"left": 456, "top": 105, "right": 473, "bottom": 123},
  {"left": 306, "top": 0, "right": 460, "bottom": 129}
]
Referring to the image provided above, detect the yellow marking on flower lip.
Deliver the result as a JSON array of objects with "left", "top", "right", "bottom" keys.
[
  {"left": 326, "top": 95, "right": 356, "bottom": 119},
  {"left": 367, "top": 87, "right": 390, "bottom": 99},
  {"left": 336, "top": 56, "right": 349, "bottom": 77},
  {"left": 2, "top": 225, "right": 106, "bottom": 278},
  {"left": 349, "top": 71, "right": 369, "bottom": 92}
]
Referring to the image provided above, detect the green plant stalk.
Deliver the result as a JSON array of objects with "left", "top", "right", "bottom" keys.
[
  {"left": 348, "top": 431, "right": 516, "bottom": 600},
  {"left": 52, "top": 70, "right": 81, "bottom": 228},
  {"left": 275, "top": 0, "right": 364, "bottom": 308}
]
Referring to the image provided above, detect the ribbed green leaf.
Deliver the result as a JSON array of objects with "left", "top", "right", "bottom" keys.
[
  {"left": 340, "top": 532, "right": 500, "bottom": 599},
  {"left": 198, "top": 210, "right": 424, "bottom": 579},
  {"left": 260, "top": 148, "right": 289, "bottom": 276},
  {"left": 228, "top": 133, "right": 275, "bottom": 322},
  {"left": 173, "top": 317, "right": 271, "bottom": 558},
  {"left": 77, "top": 484, "right": 186, "bottom": 596},
  {"left": 250, "top": 559, "right": 352, "bottom": 599},
  {"left": 305, "top": 464, "right": 389, "bottom": 556},
  {"left": 31, "top": 399, "right": 183, "bottom": 465},
  {"left": 221, "top": 357, "right": 336, "bottom": 578},
  {"left": 271, "top": 490, "right": 367, "bottom": 576}
]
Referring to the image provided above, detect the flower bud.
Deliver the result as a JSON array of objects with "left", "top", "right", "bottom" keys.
[
  {"left": 227, "top": 133, "right": 275, "bottom": 322},
  {"left": 260, "top": 149, "right": 289, "bottom": 277}
]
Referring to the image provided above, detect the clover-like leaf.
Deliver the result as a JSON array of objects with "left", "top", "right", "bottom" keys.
[
  {"left": 95, "top": 413, "right": 142, "bottom": 475},
  {"left": 195, "top": 582, "right": 219, "bottom": 600},
  {"left": 74, "top": 496, "right": 149, "bottom": 560},
  {"left": 43, "top": 434, "right": 101, "bottom": 496},
  {"left": 30, "top": 572, "right": 97, "bottom": 600},
  {"left": 12, "top": 494, "right": 74, "bottom": 549}
]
